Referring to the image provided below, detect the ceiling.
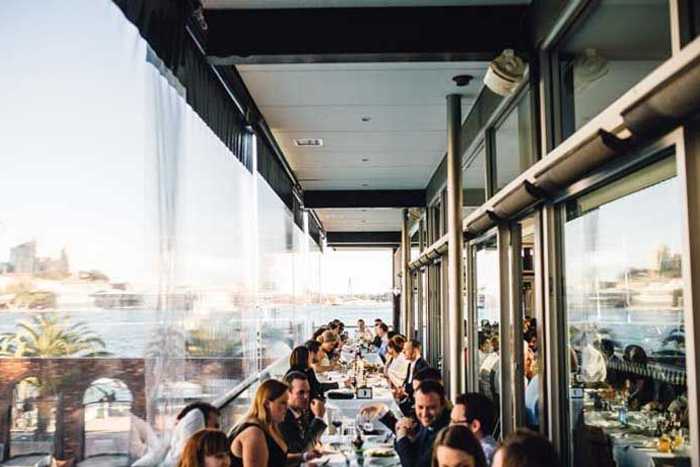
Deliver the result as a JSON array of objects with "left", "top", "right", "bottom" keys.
[
  {"left": 204, "top": 0, "right": 529, "bottom": 8},
  {"left": 239, "top": 62, "right": 487, "bottom": 189},
  {"left": 238, "top": 61, "right": 487, "bottom": 232}
]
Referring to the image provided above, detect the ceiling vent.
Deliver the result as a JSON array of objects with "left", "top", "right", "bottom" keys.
[{"left": 294, "top": 138, "right": 324, "bottom": 147}]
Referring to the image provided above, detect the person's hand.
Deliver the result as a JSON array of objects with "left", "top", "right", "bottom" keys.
[
  {"left": 395, "top": 417, "right": 416, "bottom": 438},
  {"left": 311, "top": 398, "right": 326, "bottom": 418},
  {"left": 359, "top": 403, "right": 383, "bottom": 419},
  {"left": 302, "top": 449, "right": 322, "bottom": 462}
]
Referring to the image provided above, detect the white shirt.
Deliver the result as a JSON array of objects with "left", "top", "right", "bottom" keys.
[{"left": 387, "top": 353, "right": 409, "bottom": 388}]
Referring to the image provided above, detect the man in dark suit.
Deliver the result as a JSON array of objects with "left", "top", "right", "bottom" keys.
[
  {"left": 360, "top": 367, "right": 444, "bottom": 432},
  {"left": 401, "top": 339, "right": 429, "bottom": 395},
  {"left": 280, "top": 371, "right": 326, "bottom": 465},
  {"left": 395, "top": 380, "right": 450, "bottom": 467}
]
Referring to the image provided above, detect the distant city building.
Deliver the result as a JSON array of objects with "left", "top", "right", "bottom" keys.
[
  {"left": 10, "top": 241, "right": 36, "bottom": 274},
  {"left": 8, "top": 241, "right": 70, "bottom": 276}
]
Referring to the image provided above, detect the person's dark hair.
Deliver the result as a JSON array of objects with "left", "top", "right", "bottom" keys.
[
  {"left": 312, "top": 327, "right": 327, "bottom": 341},
  {"left": 600, "top": 338, "right": 615, "bottom": 357},
  {"left": 431, "top": 425, "right": 487, "bottom": 467},
  {"left": 378, "top": 323, "right": 389, "bottom": 332},
  {"left": 304, "top": 340, "right": 321, "bottom": 353},
  {"left": 408, "top": 339, "right": 421, "bottom": 350},
  {"left": 497, "top": 429, "right": 562, "bottom": 467},
  {"left": 374, "top": 318, "right": 383, "bottom": 324},
  {"left": 388, "top": 335, "right": 406, "bottom": 353},
  {"left": 329, "top": 322, "right": 339, "bottom": 330},
  {"left": 289, "top": 346, "right": 310, "bottom": 370},
  {"left": 415, "top": 380, "right": 445, "bottom": 401},
  {"left": 524, "top": 329, "right": 537, "bottom": 345},
  {"left": 454, "top": 392, "right": 495, "bottom": 435},
  {"left": 624, "top": 344, "right": 648, "bottom": 365},
  {"left": 478, "top": 332, "right": 488, "bottom": 349},
  {"left": 387, "top": 330, "right": 398, "bottom": 340},
  {"left": 284, "top": 370, "right": 309, "bottom": 386},
  {"left": 178, "top": 428, "right": 228, "bottom": 467},
  {"left": 176, "top": 402, "right": 220, "bottom": 422},
  {"left": 414, "top": 367, "right": 442, "bottom": 383}
]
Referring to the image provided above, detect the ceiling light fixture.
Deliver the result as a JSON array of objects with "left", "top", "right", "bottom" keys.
[
  {"left": 484, "top": 49, "right": 526, "bottom": 96},
  {"left": 361, "top": 183, "right": 369, "bottom": 187},
  {"left": 294, "top": 138, "right": 324, "bottom": 147},
  {"left": 361, "top": 116, "right": 372, "bottom": 122},
  {"left": 452, "top": 74, "right": 474, "bottom": 87},
  {"left": 361, "top": 158, "right": 369, "bottom": 162}
]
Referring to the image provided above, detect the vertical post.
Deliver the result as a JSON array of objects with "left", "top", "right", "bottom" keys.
[
  {"left": 447, "top": 93, "right": 464, "bottom": 399},
  {"left": 497, "top": 224, "right": 514, "bottom": 436},
  {"left": 508, "top": 222, "right": 525, "bottom": 429},
  {"left": 401, "top": 208, "right": 412, "bottom": 337},
  {"left": 542, "top": 204, "right": 569, "bottom": 461},
  {"left": 678, "top": 124, "right": 700, "bottom": 464},
  {"left": 465, "top": 242, "right": 479, "bottom": 392}
]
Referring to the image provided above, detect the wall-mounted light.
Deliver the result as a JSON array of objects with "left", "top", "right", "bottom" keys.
[{"left": 484, "top": 49, "right": 526, "bottom": 97}]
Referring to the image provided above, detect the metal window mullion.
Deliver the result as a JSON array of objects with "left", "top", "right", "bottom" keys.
[
  {"left": 466, "top": 241, "right": 479, "bottom": 392},
  {"left": 677, "top": 123, "right": 700, "bottom": 466},
  {"left": 485, "top": 128, "right": 497, "bottom": 198},
  {"left": 533, "top": 208, "right": 549, "bottom": 436},
  {"left": 542, "top": 204, "right": 569, "bottom": 461},
  {"left": 497, "top": 224, "right": 515, "bottom": 436},
  {"left": 508, "top": 222, "right": 525, "bottom": 429}
]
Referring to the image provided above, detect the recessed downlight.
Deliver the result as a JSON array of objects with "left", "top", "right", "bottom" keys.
[
  {"left": 361, "top": 116, "right": 372, "bottom": 122},
  {"left": 294, "top": 138, "right": 324, "bottom": 147},
  {"left": 361, "top": 158, "right": 369, "bottom": 162}
]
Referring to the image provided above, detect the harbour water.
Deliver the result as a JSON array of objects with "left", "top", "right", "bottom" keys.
[{"left": 0, "top": 303, "right": 393, "bottom": 358}]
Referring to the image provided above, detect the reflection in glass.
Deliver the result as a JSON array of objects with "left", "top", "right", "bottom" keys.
[
  {"left": 494, "top": 90, "right": 533, "bottom": 191},
  {"left": 564, "top": 157, "right": 690, "bottom": 466},
  {"left": 475, "top": 239, "right": 501, "bottom": 419},
  {"left": 558, "top": 0, "right": 671, "bottom": 138},
  {"left": 463, "top": 145, "right": 487, "bottom": 205}
]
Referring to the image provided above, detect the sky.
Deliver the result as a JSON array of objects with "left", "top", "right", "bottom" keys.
[
  {"left": 0, "top": 0, "right": 393, "bottom": 296},
  {"left": 322, "top": 248, "right": 393, "bottom": 295}
]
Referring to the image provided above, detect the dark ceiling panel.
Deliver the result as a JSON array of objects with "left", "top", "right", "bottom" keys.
[
  {"left": 204, "top": 6, "right": 530, "bottom": 64},
  {"left": 305, "top": 190, "right": 425, "bottom": 208},
  {"left": 326, "top": 231, "right": 401, "bottom": 246}
]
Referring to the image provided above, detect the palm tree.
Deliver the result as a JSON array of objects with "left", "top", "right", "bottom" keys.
[
  {"left": 0, "top": 313, "right": 110, "bottom": 455},
  {"left": 0, "top": 314, "right": 109, "bottom": 358}
]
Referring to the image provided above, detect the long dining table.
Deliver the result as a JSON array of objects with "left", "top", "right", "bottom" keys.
[{"left": 302, "top": 344, "right": 403, "bottom": 466}]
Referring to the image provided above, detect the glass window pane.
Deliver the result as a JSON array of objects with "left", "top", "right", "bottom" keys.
[
  {"left": 476, "top": 238, "right": 501, "bottom": 422},
  {"left": 558, "top": 0, "right": 671, "bottom": 138},
  {"left": 563, "top": 156, "right": 691, "bottom": 466},
  {"left": 464, "top": 145, "right": 487, "bottom": 212},
  {"left": 494, "top": 90, "right": 534, "bottom": 191}
]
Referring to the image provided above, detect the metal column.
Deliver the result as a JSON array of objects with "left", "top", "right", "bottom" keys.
[
  {"left": 446, "top": 94, "right": 465, "bottom": 399},
  {"left": 401, "top": 208, "right": 412, "bottom": 337},
  {"left": 678, "top": 123, "right": 700, "bottom": 465}
]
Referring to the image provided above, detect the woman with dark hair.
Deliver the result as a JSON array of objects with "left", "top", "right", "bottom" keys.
[
  {"left": 384, "top": 334, "right": 408, "bottom": 388},
  {"left": 229, "top": 380, "right": 289, "bottom": 467},
  {"left": 286, "top": 345, "right": 338, "bottom": 400},
  {"left": 492, "top": 429, "right": 561, "bottom": 467},
  {"left": 432, "top": 425, "right": 488, "bottom": 467},
  {"left": 623, "top": 344, "right": 654, "bottom": 409},
  {"left": 178, "top": 429, "right": 230, "bottom": 467}
]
